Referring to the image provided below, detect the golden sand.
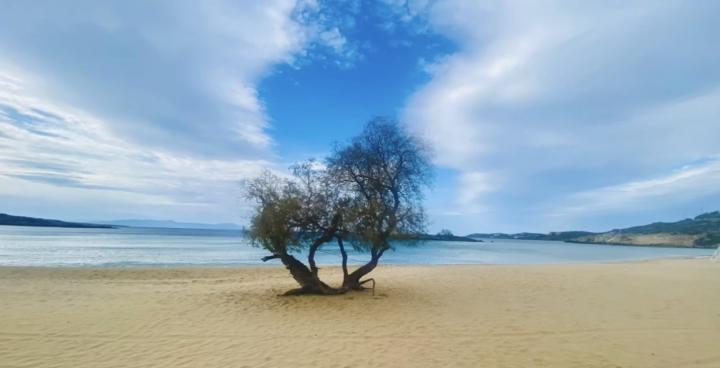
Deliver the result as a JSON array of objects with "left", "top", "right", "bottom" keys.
[{"left": 1, "top": 259, "right": 719, "bottom": 367}]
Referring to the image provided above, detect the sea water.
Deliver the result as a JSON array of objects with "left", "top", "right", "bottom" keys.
[{"left": 0, "top": 225, "right": 713, "bottom": 267}]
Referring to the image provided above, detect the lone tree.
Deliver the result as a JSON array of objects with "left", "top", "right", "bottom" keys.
[{"left": 245, "top": 118, "right": 432, "bottom": 295}]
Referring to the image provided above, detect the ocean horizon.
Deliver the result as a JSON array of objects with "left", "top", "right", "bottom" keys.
[{"left": 0, "top": 225, "right": 713, "bottom": 267}]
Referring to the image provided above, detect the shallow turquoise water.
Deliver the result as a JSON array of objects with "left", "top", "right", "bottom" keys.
[{"left": 0, "top": 226, "right": 713, "bottom": 267}]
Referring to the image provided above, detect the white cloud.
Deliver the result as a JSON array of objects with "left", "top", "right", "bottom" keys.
[
  {"left": 0, "top": 71, "right": 277, "bottom": 222},
  {"left": 0, "top": 1, "right": 355, "bottom": 223},
  {"left": 453, "top": 171, "right": 495, "bottom": 215},
  {"left": 398, "top": 0, "right": 720, "bottom": 229},
  {"left": 319, "top": 28, "right": 347, "bottom": 53},
  {"left": 0, "top": 0, "right": 353, "bottom": 159},
  {"left": 548, "top": 157, "right": 720, "bottom": 224},
  {"left": 294, "top": 0, "right": 363, "bottom": 67}
]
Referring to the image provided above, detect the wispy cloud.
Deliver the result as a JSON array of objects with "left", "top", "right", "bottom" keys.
[
  {"left": 0, "top": 0, "right": 359, "bottom": 159},
  {"left": 393, "top": 0, "right": 720, "bottom": 231},
  {"left": 0, "top": 103, "right": 265, "bottom": 197},
  {"left": 551, "top": 157, "right": 720, "bottom": 219},
  {"left": 1, "top": 1, "right": 718, "bottom": 232},
  {"left": 0, "top": 1, "right": 367, "bottom": 223},
  {"left": 452, "top": 171, "right": 495, "bottom": 215},
  {"left": 0, "top": 59, "right": 276, "bottom": 223}
]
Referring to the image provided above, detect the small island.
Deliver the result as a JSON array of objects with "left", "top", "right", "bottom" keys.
[{"left": 410, "top": 229, "right": 482, "bottom": 242}]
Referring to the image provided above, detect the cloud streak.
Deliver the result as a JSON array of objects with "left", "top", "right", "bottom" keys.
[
  {"left": 0, "top": 84, "right": 273, "bottom": 222},
  {"left": 543, "top": 157, "right": 720, "bottom": 231}
]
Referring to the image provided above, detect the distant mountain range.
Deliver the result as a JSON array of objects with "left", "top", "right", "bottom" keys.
[
  {"left": 0, "top": 213, "right": 114, "bottom": 229},
  {"left": 0, "top": 213, "right": 242, "bottom": 230},
  {"left": 3, "top": 211, "right": 718, "bottom": 248},
  {"left": 468, "top": 211, "right": 720, "bottom": 248},
  {"left": 407, "top": 233, "right": 482, "bottom": 242},
  {"left": 570, "top": 211, "right": 720, "bottom": 248},
  {"left": 94, "top": 219, "right": 243, "bottom": 230},
  {"left": 467, "top": 231, "right": 595, "bottom": 242}
]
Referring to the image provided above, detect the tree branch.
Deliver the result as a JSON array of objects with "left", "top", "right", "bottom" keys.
[
  {"left": 337, "top": 236, "right": 349, "bottom": 279},
  {"left": 261, "top": 254, "right": 280, "bottom": 262}
]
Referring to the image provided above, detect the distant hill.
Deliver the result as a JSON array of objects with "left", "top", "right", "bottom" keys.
[
  {"left": 410, "top": 234, "right": 483, "bottom": 242},
  {"left": 467, "top": 231, "right": 595, "bottom": 242},
  {"left": 0, "top": 213, "right": 114, "bottom": 229},
  {"left": 571, "top": 211, "right": 720, "bottom": 248},
  {"left": 468, "top": 211, "right": 720, "bottom": 249},
  {"left": 97, "top": 219, "right": 242, "bottom": 230}
]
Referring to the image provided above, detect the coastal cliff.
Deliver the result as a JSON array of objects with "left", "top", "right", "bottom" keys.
[
  {"left": 468, "top": 211, "right": 720, "bottom": 248},
  {"left": 570, "top": 211, "right": 720, "bottom": 248},
  {"left": 570, "top": 232, "right": 701, "bottom": 248}
]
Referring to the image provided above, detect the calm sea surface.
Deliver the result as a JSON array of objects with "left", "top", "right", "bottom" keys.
[{"left": 0, "top": 226, "right": 713, "bottom": 267}]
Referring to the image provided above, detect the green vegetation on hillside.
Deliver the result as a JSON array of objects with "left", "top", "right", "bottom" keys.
[
  {"left": 616, "top": 211, "right": 720, "bottom": 235},
  {"left": 409, "top": 229, "right": 482, "bottom": 242},
  {"left": 468, "top": 211, "right": 720, "bottom": 248},
  {"left": 572, "top": 211, "right": 720, "bottom": 248},
  {"left": 467, "top": 231, "right": 595, "bottom": 241}
]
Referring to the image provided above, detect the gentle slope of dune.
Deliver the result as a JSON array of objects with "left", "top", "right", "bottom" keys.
[{"left": 1, "top": 260, "right": 719, "bottom": 367}]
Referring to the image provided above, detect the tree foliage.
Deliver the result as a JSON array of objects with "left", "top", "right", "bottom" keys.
[{"left": 244, "top": 118, "right": 433, "bottom": 295}]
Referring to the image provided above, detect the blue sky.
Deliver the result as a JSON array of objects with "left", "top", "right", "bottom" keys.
[{"left": 1, "top": 0, "right": 719, "bottom": 234}]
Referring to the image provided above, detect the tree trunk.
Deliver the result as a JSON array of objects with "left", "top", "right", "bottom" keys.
[
  {"left": 341, "top": 246, "right": 387, "bottom": 291},
  {"left": 307, "top": 224, "right": 338, "bottom": 277},
  {"left": 278, "top": 254, "right": 339, "bottom": 295},
  {"left": 263, "top": 239, "right": 385, "bottom": 296},
  {"left": 307, "top": 242, "right": 320, "bottom": 276},
  {"left": 337, "top": 237, "right": 349, "bottom": 280}
]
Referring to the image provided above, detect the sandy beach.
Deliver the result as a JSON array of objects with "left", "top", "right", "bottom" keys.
[{"left": 1, "top": 259, "right": 719, "bottom": 368}]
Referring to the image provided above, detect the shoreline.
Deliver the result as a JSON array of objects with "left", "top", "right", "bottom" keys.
[
  {"left": 565, "top": 239, "right": 718, "bottom": 249},
  {"left": 0, "top": 253, "right": 712, "bottom": 269},
  {"left": 2, "top": 259, "right": 719, "bottom": 367}
]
